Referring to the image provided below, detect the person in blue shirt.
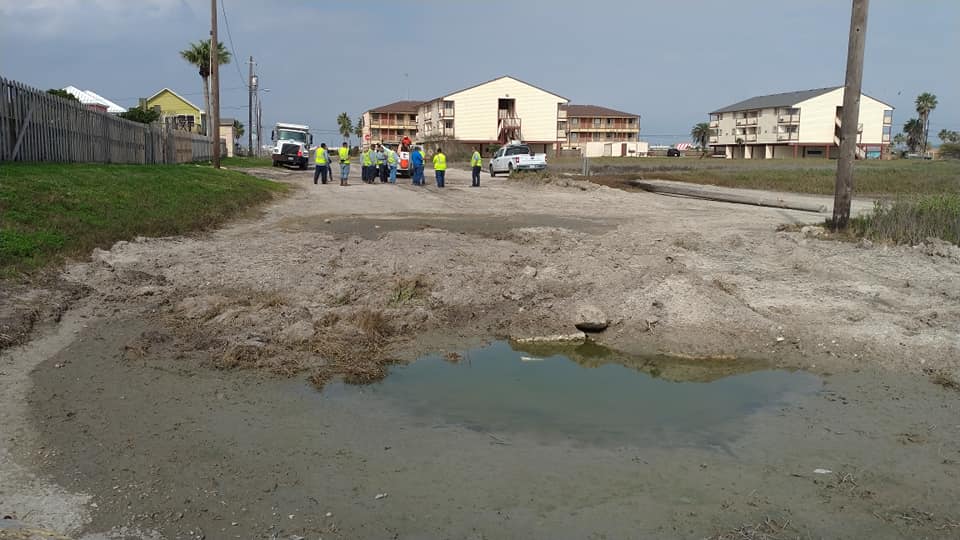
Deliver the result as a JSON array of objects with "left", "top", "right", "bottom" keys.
[{"left": 410, "top": 146, "right": 424, "bottom": 186}]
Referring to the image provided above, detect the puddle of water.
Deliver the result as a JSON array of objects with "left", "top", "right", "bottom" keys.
[{"left": 326, "top": 341, "right": 821, "bottom": 449}]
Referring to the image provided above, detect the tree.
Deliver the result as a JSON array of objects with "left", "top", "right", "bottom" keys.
[
  {"left": 179, "top": 39, "right": 231, "bottom": 136},
  {"left": 233, "top": 119, "right": 244, "bottom": 141},
  {"left": 690, "top": 122, "right": 711, "bottom": 157},
  {"left": 903, "top": 118, "right": 924, "bottom": 153},
  {"left": 46, "top": 89, "right": 78, "bottom": 102},
  {"left": 353, "top": 116, "right": 364, "bottom": 143},
  {"left": 938, "top": 129, "right": 960, "bottom": 144},
  {"left": 892, "top": 133, "right": 906, "bottom": 156},
  {"left": 336, "top": 112, "right": 353, "bottom": 144},
  {"left": 119, "top": 106, "right": 161, "bottom": 124},
  {"left": 915, "top": 92, "right": 937, "bottom": 155}
]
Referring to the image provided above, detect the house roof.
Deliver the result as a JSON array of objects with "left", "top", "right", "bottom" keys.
[
  {"left": 369, "top": 100, "right": 423, "bottom": 113},
  {"left": 710, "top": 87, "right": 842, "bottom": 114},
  {"left": 62, "top": 86, "right": 127, "bottom": 113},
  {"left": 219, "top": 117, "right": 236, "bottom": 126},
  {"left": 428, "top": 75, "right": 569, "bottom": 103},
  {"left": 561, "top": 104, "right": 638, "bottom": 118},
  {"left": 146, "top": 87, "right": 203, "bottom": 113}
]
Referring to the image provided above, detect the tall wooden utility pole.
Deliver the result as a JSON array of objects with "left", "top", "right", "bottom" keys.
[
  {"left": 210, "top": 0, "right": 221, "bottom": 168},
  {"left": 248, "top": 56, "right": 254, "bottom": 157},
  {"left": 832, "top": 0, "right": 869, "bottom": 229}
]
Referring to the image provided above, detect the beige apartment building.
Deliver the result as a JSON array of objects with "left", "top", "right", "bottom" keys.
[
  {"left": 416, "top": 76, "right": 569, "bottom": 154},
  {"left": 361, "top": 100, "right": 422, "bottom": 148},
  {"left": 561, "top": 104, "right": 640, "bottom": 150},
  {"left": 709, "top": 87, "right": 894, "bottom": 159}
]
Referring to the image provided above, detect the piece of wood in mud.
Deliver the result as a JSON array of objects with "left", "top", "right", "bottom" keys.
[{"left": 629, "top": 180, "right": 827, "bottom": 213}]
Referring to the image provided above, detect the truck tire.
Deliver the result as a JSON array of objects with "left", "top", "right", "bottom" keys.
[
  {"left": 489, "top": 165, "right": 496, "bottom": 177},
  {"left": 507, "top": 163, "right": 514, "bottom": 175}
]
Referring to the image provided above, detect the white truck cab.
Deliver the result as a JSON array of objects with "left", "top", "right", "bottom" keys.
[{"left": 271, "top": 122, "right": 313, "bottom": 169}]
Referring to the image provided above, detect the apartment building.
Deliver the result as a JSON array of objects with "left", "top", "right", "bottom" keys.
[
  {"left": 560, "top": 104, "right": 640, "bottom": 150},
  {"left": 709, "top": 87, "right": 894, "bottom": 159},
  {"left": 416, "top": 76, "right": 569, "bottom": 154},
  {"left": 360, "top": 100, "right": 422, "bottom": 148}
]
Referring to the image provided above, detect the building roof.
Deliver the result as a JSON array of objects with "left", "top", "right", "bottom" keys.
[
  {"left": 62, "top": 86, "right": 127, "bottom": 113},
  {"left": 710, "top": 87, "right": 842, "bottom": 114},
  {"left": 427, "top": 75, "right": 568, "bottom": 103},
  {"left": 220, "top": 117, "right": 236, "bottom": 126},
  {"left": 146, "top": 87, "right": 203, "bottom": 113},
  {"left": 368, "top": 100, "right": 423, "bottom": 113},
  {"left": 562, "top": 104, "right": 638, "bottom": 118}
]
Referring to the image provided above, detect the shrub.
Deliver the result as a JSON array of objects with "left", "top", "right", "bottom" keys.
[{"left": 850, "top": 195, "right": 960, "bottom": 246}]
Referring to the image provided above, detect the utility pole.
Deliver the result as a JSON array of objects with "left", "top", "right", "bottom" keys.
[
  {"left": 248, "top": 56, "right": 254, "bottom": 157},
  {"left": 832, "top": 0, "right": 868, "bottom": 230},
  {"left": 210, "top": 0, "right": 221, "bottom": 168}
]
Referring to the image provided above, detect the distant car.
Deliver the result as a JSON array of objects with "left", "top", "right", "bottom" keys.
[
  {"left": 667, "top": 148, "right": 682, "bottom": 157},
  {"left": 489, "top": 142, "right": 547, "bottom": 176}
]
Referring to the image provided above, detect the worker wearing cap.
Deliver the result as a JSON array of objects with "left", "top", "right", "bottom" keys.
[
  {"left": 338, "top": 142, "right": 351, "bottom": 186},
  {"left": 470, "top": 146, "right": 482, "bottom": 187},
  {"left": 410, "top": 146, "right": 424, "bottom": 186},
  {"left": 314, "top": 143, "right": 330, "bottom": 185},
  {"left": 375, "top": 145, "right": 387, "bottom": 183},
  {"left": 432, "top": 147, "right": 447, "bottom": 188}
]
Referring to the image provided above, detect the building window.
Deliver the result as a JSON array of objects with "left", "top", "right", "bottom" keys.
[
  {"left": 557, "top": 121, "right": 567, "bottom": 130},
  {"left": 883, "top": 109, "right": 893, "bottom": 123},
  {"left": 570, "top": 133, "right": 579, "bottom": 142},
  {"left": 606, "top": 118, "right": 613, "bottom": 126},
  {"left": 444, "top": 119, "right": 453, "bottom": 129},
  {"left": 593, "top": 118, "right": 601, "bottom": 127},
  {"left": 628, "top": 118, "right": 635, "bottom": 125},
  {"left": 570, "top": 118, "right": 580, "bottom": 127}
]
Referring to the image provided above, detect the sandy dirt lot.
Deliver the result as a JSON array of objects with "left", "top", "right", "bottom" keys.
[{"left": 2, "top": 165, "right": 959, "bottom": 538}]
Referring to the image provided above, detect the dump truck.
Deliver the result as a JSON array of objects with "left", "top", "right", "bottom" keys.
[{"left": 270, "top": 122, "right": 313, "bottom": 169}]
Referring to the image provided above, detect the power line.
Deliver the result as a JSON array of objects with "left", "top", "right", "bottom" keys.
[{"left": 219, "top": 0, "right": 248, "bottom": 91}]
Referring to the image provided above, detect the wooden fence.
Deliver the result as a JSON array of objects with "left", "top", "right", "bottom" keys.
[{"left": 0, "top": 76, "right": 212, "bottom": 164}]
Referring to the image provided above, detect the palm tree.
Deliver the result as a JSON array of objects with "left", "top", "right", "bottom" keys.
[
  {"left": 915, "top": 92, "right": 937, "bottom": 155},
  {"left": 938, "top": 129, "right": 959, "bottom": 144},
  {"left": 180, "top": 40, "right": 232, "bottom": 137},
  {"left": 690, "top": 122, "right": 711, "bottom": 158},
  {"left": 903, "top": 118, "right": 924, "bottom": 153},
  {"left": 336, "top": 113, "right": 353, "bottom": 144},
  {"left": 233, "top": 120, "right": 244, "bottom": 152},
  {"left": 353, "top": 116, "right": 364, "bottom": 145}
]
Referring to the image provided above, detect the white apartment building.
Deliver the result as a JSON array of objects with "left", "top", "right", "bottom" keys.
[
  {"left": 709, "top": 87, "right": 894, "bottom": 159},
  {"left": 416, "top": 76, "right": 569, "bottom": 154}
]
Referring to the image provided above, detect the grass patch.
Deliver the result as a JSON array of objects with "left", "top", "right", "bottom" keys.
[
  {"left": 850, "top": 195, "right": 960, "bottom": 246},
  {"left": 220, "top": 156, "right": 275, "bottom": 168},
  {"left": 581, "top": 158, "right": 960, "bottom": 197},
  {"left": 0, "top": 162, "right": 286, "bottom": 277},
  {"left": 389, "top": 275, "right": 427, "bottom": 306}
]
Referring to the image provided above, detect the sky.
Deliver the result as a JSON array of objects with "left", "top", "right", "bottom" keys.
[{"left": 1, "top": 0, "right": 957, "bottom": 147}]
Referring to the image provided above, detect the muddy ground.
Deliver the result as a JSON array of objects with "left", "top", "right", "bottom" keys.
[{"left": 2, "top": 165, "right": 959, "bottom": 538}]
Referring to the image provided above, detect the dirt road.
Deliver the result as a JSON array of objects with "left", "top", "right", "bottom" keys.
[{"left": 2, "top": 165, "right": 959, "bottom": 538}]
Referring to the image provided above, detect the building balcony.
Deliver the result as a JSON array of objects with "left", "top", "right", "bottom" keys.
[
  {"left": 778, "top": 115, "right": 800, "bottom": 124},
  {"left": 570, "top": 126, "right": 638, "bottom": 133},
  {"left": 709, "top": 136, "right": 719, "bottom": 143},
  {"left": 709, "top": 120, "right": 719, "bottom": 128},
  {"left": 439, "top": 109, "right": 454, "bottom": 118},
  {"left": 557, "top": 130, "right": 567, "bottom": 139},
  {"left": 369, "top": 121, "right": 418, "bottom": 129},
  {"left": 745, "top": 134, "right": 758, "bottom": 142},
  {"left": 777, "top": 133, "right": 799, "bottom": 141},
  {"left": 882, "top": 134, "right": 891, "bottom": 143}
]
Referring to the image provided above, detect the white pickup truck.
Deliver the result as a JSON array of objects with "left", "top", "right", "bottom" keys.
[{"left": 489, "top": 142, "right": 547, "bottom": 176}]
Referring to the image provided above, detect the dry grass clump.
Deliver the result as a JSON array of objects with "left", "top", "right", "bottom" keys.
[
  {"left": 850, "top": 195, "right": 960, "bottom": 246},
  {"left": 309, "top": 308, "right": 402, "bottom": 389},
  {"left": 389, "top": 274, "right": 428, "bottom": 306},
  {"left": 928, "top": 370, "right": 960, "bottom": 391},
  {"left": 709, "top": 517, "right": 792, "bottom": 540}
]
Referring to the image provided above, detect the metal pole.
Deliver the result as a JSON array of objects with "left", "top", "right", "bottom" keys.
[
  {"left": 256, "top": 93, "right": 262, "bottom": 158},
  {"left": 832, "top": 0, "right": 868, "bottom": 230},
  {"left": 210, "top": 0, "right": 221, "bottom": 168},
  {"left": 248, "top": 56, "right": 254, "bottom": 157}
]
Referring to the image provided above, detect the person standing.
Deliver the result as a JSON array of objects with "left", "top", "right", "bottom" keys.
[
  {"left": 376, "top": 145, "right": 388, "bottom": 183},
  {"left": 338, "top": 142, "right": 351, "bottom": 186},
  {"left": 432, "top": 147, "right": 447, "bottom": 188},
  {"left": 386, "top": 146, "right": 399, "bottom": 184},
  {"left": 361, "top": 147, "right": 373, "bottom": 183},
  {"left": 470, "top": 146, "right": 482, "bottom": 187},
  {"left": 314, "top": 143, "right": 331, "bottom": 185},
  {"left": 410, "top": 145, "right": 424, "bottom": 185}
]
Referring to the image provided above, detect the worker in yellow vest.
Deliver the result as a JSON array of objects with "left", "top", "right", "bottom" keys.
[
  {"left": 470, "top": 146, "right": 482, "bottom": 187},
  {"left": 361, "top": 148, "right": 373, "bottom": 183},
  {"left": 314, "top": 143, "right": 330, "bottom": 185},
  {"left": 432, "top": 147, "right": 447, "bottom": 188},
  {"left": 338, "top": 142, "right": 351, "bottom": 186}
]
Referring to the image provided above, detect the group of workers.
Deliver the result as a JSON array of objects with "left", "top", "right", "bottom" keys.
[{"left": 312, "top": 139, "right": 483, "bottom": 189}]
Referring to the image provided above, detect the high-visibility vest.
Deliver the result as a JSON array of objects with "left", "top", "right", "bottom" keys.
[
  {"left": 362, "top": 150, "right": 372, "bottom": 166},
  {"left": 338, "top": 147, "right": 350, "bottom": 164},
  {"left": 375, "top": 152, "right": 383, "bottom": 165},
  {"left": 433, "top": 153, "right": 447, "bottom": 171},
  {"left": 315, "top": 148, "right": 328, "bottom": 165},
  {"left": 471, "top": 151, "right": 482, "bottom": 167},
  {"left": 387, "top": 150, "right": 397, "bottom": 165}
]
